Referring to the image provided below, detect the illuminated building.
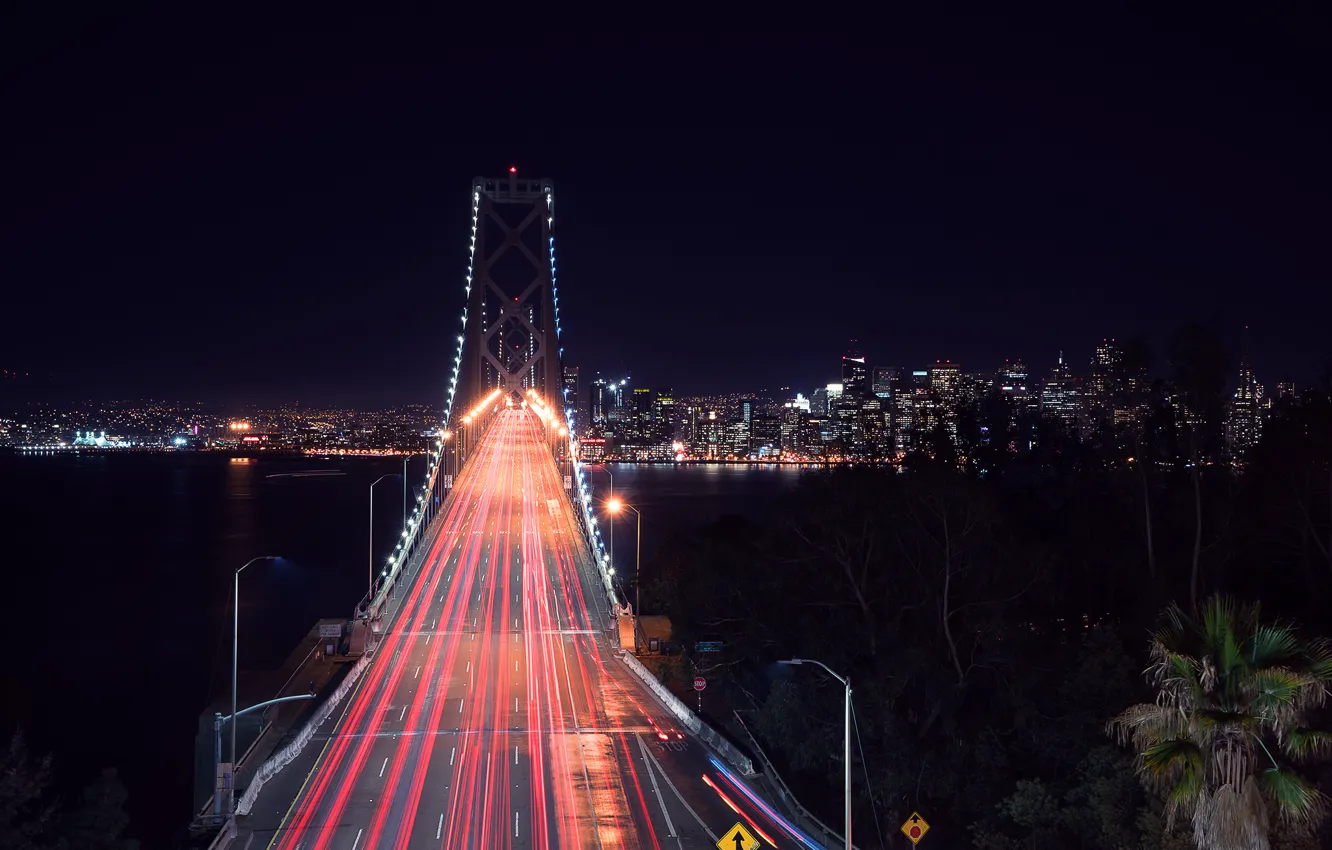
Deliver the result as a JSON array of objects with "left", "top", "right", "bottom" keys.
[
  {"left": 750, "top": 415, "right": 781, "bottom": 457},
  {"left": 1226, "top": 355, "right": 1265, "bottom": 460},
  {"left": 588, "top": 377, "right": 609, "bottom": 426},
  {"left": 1040, "top": 351, "right": 1081, "bottom": 431},
  {"left": 841, "top": 345, "right": 868, "bottom": 397},
  {"left": 563, "top": 365, "right": 580, "bottom": 408},
  {"left": 578, "top": 436, "right": 606, "bottom": 462},
  {"left": 780, "top": 405, "right": 804, "bottom": 453},
  {"left": 928, "top": 361, "right": 962, "bottom": 443},
  {"left": 872, "top": 366, "right": 899, "bottom": 398}
]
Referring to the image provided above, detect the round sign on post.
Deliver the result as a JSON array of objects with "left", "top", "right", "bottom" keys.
[{"left": 693, "top": 676, "right": 707, "bottom": 691}]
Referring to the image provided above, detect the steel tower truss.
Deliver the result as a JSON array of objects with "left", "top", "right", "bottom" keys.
[{"left": 459, "top": 173, "right": 562, "bottom": 416}]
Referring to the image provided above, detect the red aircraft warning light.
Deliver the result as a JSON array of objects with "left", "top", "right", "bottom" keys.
[{"left": 509, "top": 165, "right": 517, "bottom": 173}]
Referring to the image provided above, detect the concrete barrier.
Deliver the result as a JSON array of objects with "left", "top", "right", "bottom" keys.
[
  {"left": 235, "top": 651, "right": 371, "bottom": 816},
  {"left": 617, "top": 651, "right": 755, "bottom": 776}
]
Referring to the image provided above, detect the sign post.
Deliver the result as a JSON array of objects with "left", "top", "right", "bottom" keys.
[{"left": 693, "top": 676, "right": 705, "bottom": 713}]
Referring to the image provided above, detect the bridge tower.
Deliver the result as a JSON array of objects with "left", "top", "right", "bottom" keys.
[{"left": 457, "top": 172, "right": 563, "bottom": 441}]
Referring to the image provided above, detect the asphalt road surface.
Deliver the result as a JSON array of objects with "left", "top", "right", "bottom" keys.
[{"left": 249, "top": 408, "right": 825, "bottom": 849}]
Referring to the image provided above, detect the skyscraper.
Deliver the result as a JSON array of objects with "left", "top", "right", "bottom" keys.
[
  {"left": 842, "top": 345, "right": 868, "bottom": 397},
  {"left": 588, "top": 377, "right": 609, "bottom": 427},
  {"left": 1226, "top": 355, "right": 1265, "bottom": 460},
  {"left": 562, "top": 366, "right": 580, "bottom": 407},
  {"left": 928, "top": 361, "right": 962, "bottom": 443},
  {"left": 872, "top": 366, "right": 899, "bottom": 399},
  {"left": 1041, "top": 351, "right": 1081, "bottom": 431}
]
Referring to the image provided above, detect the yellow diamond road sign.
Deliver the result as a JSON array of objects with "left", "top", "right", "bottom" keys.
[
  {"left": 901, "top": 811, "right": 930, "bottom": 844},
  {"left": 717, "top": 821, "right": 760, "bottom": 850}
]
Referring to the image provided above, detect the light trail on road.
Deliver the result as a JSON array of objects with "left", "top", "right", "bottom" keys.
[{"left": 258, "top": 406, "right": 813, "bottom": 849}]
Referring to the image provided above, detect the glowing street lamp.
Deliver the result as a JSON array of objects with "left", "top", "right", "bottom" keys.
[{"left": 606, "top": 499, "right": 642, "bottom": 614}]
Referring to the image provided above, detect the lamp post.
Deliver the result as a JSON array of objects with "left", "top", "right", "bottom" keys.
[
  {"left": 779, "top": 657, "right": 851, "bottom": 849},
  {"left": 369, "top": 474, "right": 398, "bottom": 601},
  {"left": 607, "top": 498, "right": 641, "bottom": 614},
  {"left": 231, "top": 555, "right": 279, "bottom": 833}
]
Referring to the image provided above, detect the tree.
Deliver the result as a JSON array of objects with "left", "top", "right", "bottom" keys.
[
  {"left": 0, "top": 730, "right": 56, "bottom": 850},
  {"left": 61, "top": 768, "right": 137, "bottom": 850},
  {"left": 1108, "top": 596, "right": 1332, "bottom": 850}
]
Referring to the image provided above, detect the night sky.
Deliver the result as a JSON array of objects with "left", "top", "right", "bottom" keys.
[{"left": 3, "top": 15, "right": 1328, "bottom": 405}]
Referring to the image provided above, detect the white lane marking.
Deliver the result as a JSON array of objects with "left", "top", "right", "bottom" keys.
[
  {"left": 515, "top": 660, "right": 519, "bottom": 672},
  {"left": 414, "top": 666, "right": 421, "bottom": 679},
  {"left": 398, "top": 705, "right": 407, "bottom": 722},
  {"left": 514, "top": 745, "right": 518, "bottom": 764},
  {"left": 514, "top": 618, "right": 519, "bottom": 629},
  {"left": 637, "top": 732, "right": 716, "bottom": 842},
  {"left": 425, "top": 632, "right": 431, "bottom": 645},
  {"left": 514, "top": 696, "right": 518, "bottom": 713},
  {"left": 351, "top": 828, "right": 364, "bottom": 850},
  {"left": 458, "top": 698, "right": 464, "bottom": 713},
  {"left": 515, "top": 811, "right": 520, "bottom": 838},
  {"left": 449, "top": 746, "right": 456, "bottom": 766},
  {"left": 379, "top": 757, "right": 389, "bottom": 778},
  {"left": 436, "top": 813, "right": 444, "bottom": 840},
  {"left": 635, "top": 734, "right": 677, "bottom": 838},
  {"left": 466, "top": 661, "right": 470, "bottom": 672}
]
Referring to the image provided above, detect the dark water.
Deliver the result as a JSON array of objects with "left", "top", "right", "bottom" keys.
[{"left": 0, "top": 453, "right": 801, "bottom": 848}]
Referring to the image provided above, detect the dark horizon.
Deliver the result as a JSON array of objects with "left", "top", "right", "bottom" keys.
[{"left": 3, "top": 17, "right": 1328, "bottom": 407}]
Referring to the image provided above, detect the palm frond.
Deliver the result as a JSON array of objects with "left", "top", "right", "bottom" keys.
[
  {"left": 1247, "top": 624, "right": 1301, "bottom": 668},
  {"left": 1300, "top": 637, "right": 1332, "bottom": 683},
  {"left": 1107, "top": 702, "right": 1187, "bottom": 749},
  {"left": 1140, "top": 738, "right": 1204, "bottom": 792},
  {"left": 1281, "top": 729, "right": 1332, "bottom": 762},
  {"left": 1258, "top": 767, "right": 1328, "bottom": 826},
  {"left": 1201, "top": 596, "right": 1239, "bottom": 656},
  {"left": 1162, "top": 753, "right": 1205, "bottom": 831}
]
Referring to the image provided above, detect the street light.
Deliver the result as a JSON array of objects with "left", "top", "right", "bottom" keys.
[
  {"left": 231, "top": 555, "right": 279, "bottom": 833},
  {"left": 606, "top": 498, "right": 641, "bottom": 614},
  {"left": 369, "top": 474, "right": 399, "bottom": 601},
  {"left": 779, "top": 657, "right": 851, "bottom": 850}
]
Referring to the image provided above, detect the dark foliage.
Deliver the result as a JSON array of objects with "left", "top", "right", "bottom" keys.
[
  {"left": 649, "top": 377, "right": 1332, "bottom": 848},
  {"left": 0, "top": 731, "right": 137, "bottom": 850}
]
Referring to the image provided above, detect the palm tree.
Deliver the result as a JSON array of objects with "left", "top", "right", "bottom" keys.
[{"left": 1108, "top": 596, "right": 1332, "bottom": 850}]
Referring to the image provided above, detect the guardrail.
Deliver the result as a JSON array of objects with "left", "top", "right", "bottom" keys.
[
  {"left": 235, "top": 651, "right": 371, "bottom": 816},
  {"left": 732, "top": 709, "right": 856, "bottom": 849},
  {"left": 618, "top": 651, "right": 755, "bottom": 776}
]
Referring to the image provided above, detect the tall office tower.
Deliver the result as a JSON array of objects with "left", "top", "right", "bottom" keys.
[
  {"left": 842, "top": 344, "right": 869, "bottom": 397},
  {"left": 606, "top": 379, "right": 630, "bottom": 426},
  {"left": 630, "top": 388, "right": 654, "bottom": 440},
  {"left": 1041, "top": 351, "right": 1081, "bottom": 432},
  {"left": 562, "top": 366, "right": 580, "bottom": 407},
  {"left": 928, "top": 361, "right": 963, "bottom": 442},
  {"left": 780, "top": 404, "right": 804, "bottom": 454},
  {"left": 1084, "top": 339, "right": 1124, "bottom": 421},
  {"left": 750, "top": 415, "right": 781, "bottom": 457},
  {"left": 652, "top": 389, "right": 675, "bottom": 443},
  {"left": 872, "top": 366, "right": 899, "bottom": 399},
  {"left": 588, "top": 377, "right": 609, "bottom": 427},
  {"left": 741, "top": 398, "right": 758, "bottom": 427},
  {"left": 810, "top": 386, "right": 829, "bottom": 416},
  {"left": 860, "top": 395, "right": 889, "bottom": 457},
  {"left": 891, "top": 371, "right": 915, "bottom": 454},
  {"left": 1275, "top": 382, "right": 1297, "bottom": 401},
  {"left": 997, "top": 360, "right": 1032, "bottom": 420},
  {"left": 692, "top": 411, "right": 724, "bottom": 459},
  {"left": 1225, "top": 356, "right": 1265, "bottom": 460}
]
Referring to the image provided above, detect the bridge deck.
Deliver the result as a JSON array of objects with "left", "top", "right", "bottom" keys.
[{"left": 238, "top": 409, "right": 813, "bottom": 849}]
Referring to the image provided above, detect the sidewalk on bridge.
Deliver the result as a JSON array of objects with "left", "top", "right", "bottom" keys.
[{"left": 192, "top": 618, "right": 357, "bottom": 826}]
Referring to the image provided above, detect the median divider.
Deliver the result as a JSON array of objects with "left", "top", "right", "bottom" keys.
[
  {"left": 235, "top": 650, "right": 370, "bottom": 816},
  {"left": 618, "top": 650, "right": 755, "bottom": 776}
]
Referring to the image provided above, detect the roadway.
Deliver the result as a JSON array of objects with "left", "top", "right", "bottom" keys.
[{"left": 246, "top": 407, "right": 824, "bottom": 849}]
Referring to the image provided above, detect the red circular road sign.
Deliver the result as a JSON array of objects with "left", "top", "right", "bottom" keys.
[{"left": 693, "top": 676, "right": 707, "bottom": 691}]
